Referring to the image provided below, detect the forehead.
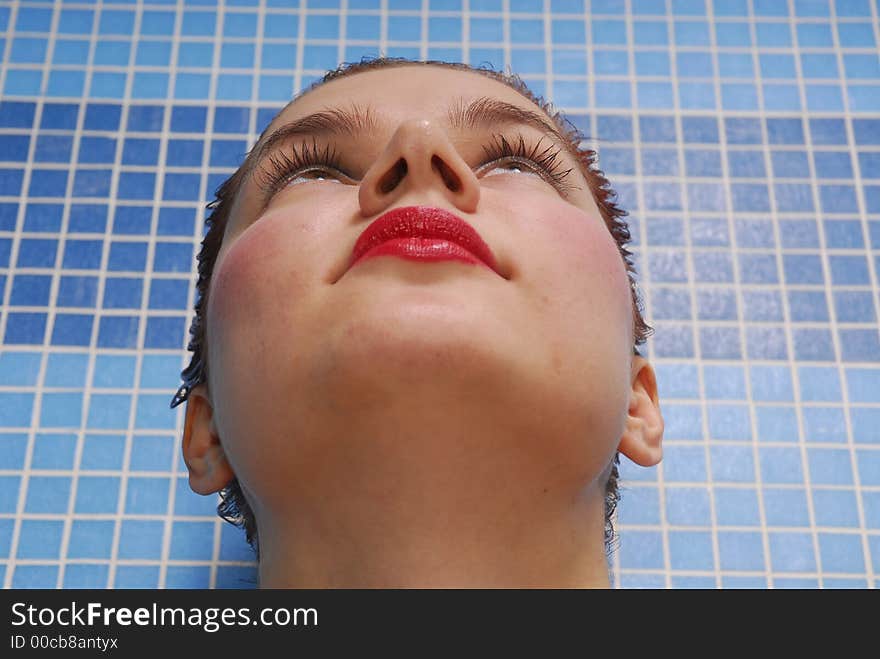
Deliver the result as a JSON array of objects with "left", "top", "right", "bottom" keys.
[{"left": 266, "top": 65, "right": 552, "bottom": 132}]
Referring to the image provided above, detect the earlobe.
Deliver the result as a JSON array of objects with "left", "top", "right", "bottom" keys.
[
  {"left": 617, "top": 356, "right": 664, "bottom": 467},
  {"left": 182, "top": 384, "right": 235, "bottom": 495}
]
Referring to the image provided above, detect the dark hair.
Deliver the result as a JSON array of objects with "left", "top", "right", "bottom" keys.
[{"left": 171, "top": 56, "right": 653, "bottom": 562}]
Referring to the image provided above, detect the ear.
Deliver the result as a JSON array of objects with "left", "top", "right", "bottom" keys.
[
  {"left": 182, "top": 384, "right": 235, "bottom": 495},
  {"left": 617, "top": 355, "right": 664, "bottom": 467}
]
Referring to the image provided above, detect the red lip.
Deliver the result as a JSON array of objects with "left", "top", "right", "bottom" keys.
[{"left": 348, "top": 206, "right": 502, "bottom": 277}]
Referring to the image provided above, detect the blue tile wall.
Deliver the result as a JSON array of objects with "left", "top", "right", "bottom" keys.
[{"left": 0, "top": 0, "right": 877, "bottom": 590}]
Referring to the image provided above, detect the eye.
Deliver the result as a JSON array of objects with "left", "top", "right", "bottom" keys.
[
  {"left": 477, "top": 132, "right": 579, "bottom": 195},
  {"left": 255, "top": 139, "right": 351, "bottom": 203},
  {"left": 285, "top": 168, "right": 344, "bottom": 187}
]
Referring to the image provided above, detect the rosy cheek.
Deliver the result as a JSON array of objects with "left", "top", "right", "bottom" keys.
[{"left": 207, "top": 209, "right": 314, "bottom": 334}]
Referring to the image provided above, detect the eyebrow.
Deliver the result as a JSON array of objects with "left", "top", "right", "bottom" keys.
[{"left": 242, "top": 95, "right": 577, "bottom": 180}]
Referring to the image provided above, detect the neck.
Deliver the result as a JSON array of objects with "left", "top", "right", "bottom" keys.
[{"left": 254, "top": 484, "right": 610, "bottom": 588}]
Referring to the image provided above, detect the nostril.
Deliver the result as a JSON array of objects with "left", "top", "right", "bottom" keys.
[
  {"left": 378, "top": 158, "right": 407, "bottom": 194},
  {"left": 432, "top": 155, "right": 461, "bottom": 192}
]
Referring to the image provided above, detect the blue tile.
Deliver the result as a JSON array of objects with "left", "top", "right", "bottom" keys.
[
  {"left": 710, "top": 446, "right": 755, "bottom": 483},
  {"left": 715, "top": 21, "right": 751, "bottom": 46},
  {"left": 166, "top": 566, "right": 211, "bottom": 589},
  {"left": 148, "top": 279, "right": 189, "bottom": 310},
  {"left": 653, "top": 323, "right": 695, "bottom": 358},
  {"left": 113, "top": 206, "right": 152, "bottom": 235},
  {"left": 783, "top": 254, "right": 824, "bottom": 284},
  {"left": 791, "top": 328, "right": 835, "bottom": 361},
  {"left": 618, "top": 531, "right": 665, "bottom": 569},
  {"left": 764, "top": 487, "right": 811, "bottom": 527},
  {"left": 714, "top": 487, "right": 761, "bottom": 526},
  {"left": 666, "top": 487, "right": 711, "bottom": 525},
  {"left": 769, "top": 532, "right": 816, "bottom": 572},
  {"left": 92, "top": 354, "right": 135, "bottom": 389},
  {"left": 801, "top": 53, "right": 838, "bottom": 78},
  {"left": 760, "top": 447, "right": 805, "bottom": 484},
  {"left": 171, "top": 105, "right": 207, "bottom": 133},
  {"left": 16, "top": 238, "right": 57, "bottom": 268},
  {"left": 797, "top": 22, "right": 834, "bottom": 46},
  {"left": 749, "top": 365, "right": 794, "bottom": 402},
  {"left": 703, "top": 364, "right": 746, "bottom": 399},
  {"left": 829, "top": 255, "right": 870, "bottom": 285},
  {"left": 699, "top": 326, "right": 742, "bottom": 360},
  {"left": 802, "top": 406, "right": 847, "bottom": 443},
  {"left": 23, "top": 203, "right": 62, "bottom": 232},
  {"left": 668, "top": 531, "right": 714, "bottom": 571},
  {"left": 25, "top": 476, "right": 71, "bottom": 513},
  {"left": 77, "top": 136, "right": 117, "bottom": 165},
  {"left": 130, "top": 435, "right": 174, "bottom": 472},
  {"left": 707, "top": 403, "right": 750, "bottom": 440},
  {"left": 0, "top": 352, "right": 41, "bottom": 387},
  {"left": 114, "top": 566, "right": 160, "bottom": 588},
  {"left": 75, "top": 476, "right": 120, "bottom": 514},
  {"left": 17, "top": 520, "right": 63, "bottom": 559},
  {"left": 28, "top": 169, "right": 69, "bottom": 198},
  {"left": 819, "top": 533, "right": 865, "bottom": 573},
  {"left": 63, "top": 564, "right": 109, "bottom": 588},
  {"left": 755, "top": 405, "right": 799, "bottom": 442},
  {"left": 822, "top": 219, "right": 863, "bottom": 248},
  {"left": 695, "top": 289, "right": 737, "bottom": 321},
  {"left": 837, "top": 22, "right": 875, "bottom": 47},
  {"left": 73, "top": 169, "right": 113, "bottom": 197},
  {"left": 857, "top": 449, "right": 880, "bottom": 485},
  {"left": 125, "top": 477, "right": 170, "bottom": 514},
  {"left": 839, "top": 329, "right": 880, "bottom": 362},
  {"left": 845, "top": 369, "right": 880, "bottom": 404},
  {"left": 0, "top": 475, "right": 22, "bottom": 511},
  {"left": 166, "top": 139, "right": 204, "bottom": 167},
  {"left": 834, "top": 291, "right": 876, "bottom": 323},
  {"left": 852, "top": 407, "right": 880, "bottom": 444},
  {"left": 0, "top": 204, "right": 18, "bottom": 231},
  {"left": 690, "top": 218, "right": 729, "bottom": 246},
  {"left": 31, "top": 433, "right": 77, "bottom": 469},
  {"left": 639, "top": 116, "right": 677, "bottom": 142},
  {"left": 118, "top": 520, "right": 165, "bottom": 559},
  {"left": 86, "top": 393, "right": 132, "bottom": 430},
  {"left": 144, "top": 316, "right": 185, "bottom": 349},
  {"left": 102, "top": 277, "right": 143, "bottom": 309},
  {"left": 107, "top": 241, "right": 148, "bottom": 271},
  {"left": 693, "top": 251, "right": 733, "bottom": 283},
  {"left": 788, "top": 290, "right": 829, "bottom": 322},
  {"left": 771, "top": 150, "right": 810, "bottom": 177},
  {"left": 730, "top": 183, "right": 771, "bottom": 212},
  {"left": 813, "top": 490, "right": 860, "bottom": 527},
  {"left": 723, "top": 151, "right": 762, "bottom": 180},
  {"left": 745, "top": 326, "right": 788, "bottom": 360},
  {"left": 10, "top": 275, "right": 52, "bottom": 307},
  {"left": 820, "top": 185, "right": 860, "bottom": 213},
  {"left": 12, "top": 565, "right": 58, "bottom": 589},
  {"left": 685, "top": 149, "right": 722, "bottom": 177},
  {"left": 718, "top": 531, "right": 765, "bottom": 570},
  {"left": 57, "top": 276, "right": 98, "bottom": 306},
  {"left": 175, "top": 479, "right": 219, "bottom": 517},
  {"left": 80, "top": 434, "right": 126, "bottom": 471},
  {"left": 797, "top": 366, "right": 842, "bottom": 401},
  {"left": 4, "top": 313, "right": 47, "bottom": 345},
  {"left": 169, "top": 521, "right": 215, "bottom": 560},
  {"left": 43, "top": 354, "right": 88, "bottom": 387},
  {"left": 50, "top": 314, "right": 93, "bottom": 346},
  {"left": 70, "top": 202, "right": 109, "bottom": 234},
  {"left": 97, "top": 316, "right": 139, "bottom": 349},
  {"left": 663, "top": 446, "right": 707, "bottom": 482},
  {"left": 153, "top": 242, "right": 194, "bottom": 272},
  {"left": 664, "top": 403, "right": 704, "bottom": 440}
]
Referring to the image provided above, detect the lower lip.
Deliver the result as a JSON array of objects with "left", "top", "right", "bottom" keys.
[{"left": 352, "top": 237, "right": 493, "bottom": 271}]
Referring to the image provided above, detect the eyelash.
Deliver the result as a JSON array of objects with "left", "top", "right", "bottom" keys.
[{"left": 255, "top": 132, "right": 578, "bottom": 201}]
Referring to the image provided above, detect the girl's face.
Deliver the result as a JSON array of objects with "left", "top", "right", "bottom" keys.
[{"left": 202, "top": 65, "right": 636, "bottom": 525}]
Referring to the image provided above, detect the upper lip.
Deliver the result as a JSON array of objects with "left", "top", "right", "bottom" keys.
[{"left": 348, "top": 205, "right": 503, "bottom": 277}]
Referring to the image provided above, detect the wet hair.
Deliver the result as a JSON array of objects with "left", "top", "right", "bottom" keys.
[{"left": 170, "top": 56, "right": 653, "bottom": 562}]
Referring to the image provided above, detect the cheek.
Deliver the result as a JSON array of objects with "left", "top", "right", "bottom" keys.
[
  {"left": 205, "top": 208, "right": 324, "bottom": 387},
  {"left": 526, "top": 203, "right": 633, "bottom": 332}
]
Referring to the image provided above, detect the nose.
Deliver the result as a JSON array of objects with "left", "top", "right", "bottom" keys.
[{"left": 358, "top": 118, "right": 481, "bottom": 218}]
